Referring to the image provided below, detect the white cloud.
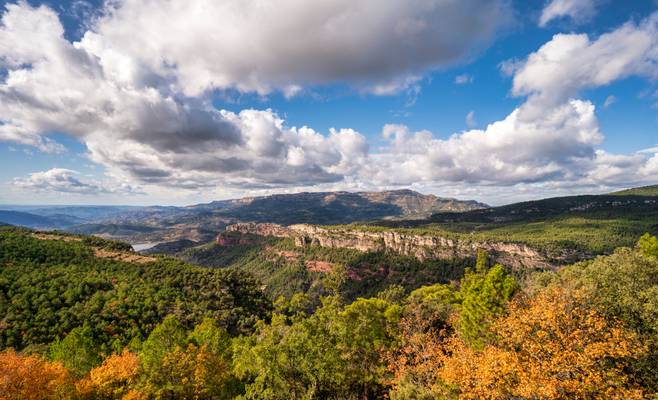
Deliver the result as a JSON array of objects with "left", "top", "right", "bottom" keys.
[
  {"left": 455, "top": 73, "right": 474, "bottom": 85},
  {"left": 363, "top": 101, "right": 657, "bottom": 197},
  {"left": 0, "top": 3, "right": 372, "bottom": 190},
  {"left": 86, "top": 0, "right": 507, "bottom": 96},
  {"left": 603, "top": 95, "right": 616, "bottom": 108},
  {"left": 513, "top": 13, "right": 658, "bottom": 109},
  {"left": 360, "top": 11, "right": 658, "bottom": 196},
  {"left": 465, "top": 111, "right": 477, "bottom": 127},
  {"left": 369, "top": 100, "right": 604, "bottom": 185},
  {"left": 0, "top": 1, "right": 507, "bottom": 192},
  {"left": 13, "top": 168, "right": 135, "bottom": 195},
  {"left": 0, "top": 2, "right": 656, "bottom": 204},
  {"left": 539, "top": 0, "right": 598, "bottom": 27}
]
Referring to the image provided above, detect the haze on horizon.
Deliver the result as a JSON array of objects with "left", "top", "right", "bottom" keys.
[{"left": 0, "top": 0, "right": 657, "bottom": 207}]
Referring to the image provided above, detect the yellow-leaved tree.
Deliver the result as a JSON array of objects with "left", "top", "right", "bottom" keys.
[
  {"left": 440, "top": 288, "right": 647, "bottom": 399},
  {"left": 76, "top": 349, "right": 143, "bottom": 399},
  {"left": 0, "top": 349, "right": 74, "bottom": 400}
]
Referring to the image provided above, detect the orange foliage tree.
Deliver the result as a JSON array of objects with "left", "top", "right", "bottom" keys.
[
  {"left": 386, "top": 321, "right": 449, "bottom": 400},
  {"left": 0, "top": 349, "right": 74, "bottom": 400},
  {"left": 440, "top": 288, "right": 648, "bottom": 399},
  {"left": 77, "top": 349, "right": 141, "bottom": 399},
  {"left": 385, "top": 284, "right": 459, "bottom": 399}
]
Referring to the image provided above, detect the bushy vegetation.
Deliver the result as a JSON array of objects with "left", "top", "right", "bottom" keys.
[
  {"left": 0, "top": 227, "right": 271, "bottom": 354},
  {"left": 2, "top": 226, "right": 658, "bottom": 398}
]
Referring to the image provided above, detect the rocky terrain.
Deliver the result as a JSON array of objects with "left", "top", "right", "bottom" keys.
[{"left": 222, "top": 222, "right": 571, "bottom": 269}]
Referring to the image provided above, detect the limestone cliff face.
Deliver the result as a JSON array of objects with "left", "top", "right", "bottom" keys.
[
  {"left": 223, "top": 223, "right": 571, "bottom": 270},
  {"left": 225, "top": 222, "right": 294, "bottom": 238}
]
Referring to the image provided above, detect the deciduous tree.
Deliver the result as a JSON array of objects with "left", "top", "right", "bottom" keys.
[
  {"left": 0, "top": 349, "right": 73, "bottom": 400},
  {"left": 441, "top": 288, "right": 647, "bottom": 399}
]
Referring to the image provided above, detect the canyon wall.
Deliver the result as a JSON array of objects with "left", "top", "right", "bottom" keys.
[{"left": 224, "top": 223, "right": 569, "bottom": 270}]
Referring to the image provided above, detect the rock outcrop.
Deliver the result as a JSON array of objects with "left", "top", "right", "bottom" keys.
[
  {"left": 225, "top": 222, "right": 294, "bottom": 238},
  {"left": 222, "top": 223, "right": 573, "bottom": 270}
]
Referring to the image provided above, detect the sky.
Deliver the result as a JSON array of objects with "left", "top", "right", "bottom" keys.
[{"left": 0, "top": 0, "right": 656, "bottom": 206}]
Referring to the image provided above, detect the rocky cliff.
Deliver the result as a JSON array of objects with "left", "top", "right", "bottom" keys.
[
  {"left": 223, "top": 223, "right": 569, "bottom": 270},
  {"left": 225, "top": 222, "right": 294, "bottom": 238}
]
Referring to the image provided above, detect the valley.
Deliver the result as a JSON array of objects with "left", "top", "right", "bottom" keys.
[
  {"left": 2, "top": 187, "right": 658, "bottom": 398},
  {"left": 2, "top": 1, "right": 657, "bottom": 397}
]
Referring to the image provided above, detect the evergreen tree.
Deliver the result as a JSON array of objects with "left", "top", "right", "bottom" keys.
[
  {"left": 49, "top": 325, "right": 100, "bottom": 377},
  {"left": 458, "top": 264, "right": 517, "bottom": 347}
]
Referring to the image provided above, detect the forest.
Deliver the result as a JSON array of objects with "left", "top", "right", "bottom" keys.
[{"left": 1, "top": 226, "right": 658, "bottom": 399}]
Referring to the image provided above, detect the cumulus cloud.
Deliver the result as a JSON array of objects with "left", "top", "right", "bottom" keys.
[
  {"left": 539, "top": 0, "right": 598, "bottom": 27},
  {"left": 512, "top": 12, "right": 658, "bottom": 113},
  {"left": 85, "top": 0, "right": 506, "bottom": 96},
  {"left": 0, "top": 1, "right": 656, "bottom": 202},
  {"left": 369, "top": 100, "right": 603, "bottom": 185},
  {"left": 361, "top": 11, "right": 658, "bottom": 194},
  {"left": 362, "top": 8, "right": 658, "bottom": 192},
  {"left": 365, "top": 101, "right": 657, "bottom": 192},
  {"left": 13, "top": 168, "right": 135, "bottom": 194},
  {"left": 0, "top": 1, "right": 507, "bottom": 191},
  {"left": 603, "top": 95, "right": 616, "bottom": 108},
  {"left": 0, "top": 2, "right": 372, "bottom": 189}
]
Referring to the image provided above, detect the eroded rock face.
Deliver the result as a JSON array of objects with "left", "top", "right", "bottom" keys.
[
  {"left": 225, "top": 222, "right": 294, "bottom": 238},
  {"left": 222, "top": 223, "right": 572, "bottom": 269}
]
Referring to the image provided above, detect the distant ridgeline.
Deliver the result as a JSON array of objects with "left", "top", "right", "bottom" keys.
[{"left": 216, "top": 187, "right": 658, "bottom": 269}]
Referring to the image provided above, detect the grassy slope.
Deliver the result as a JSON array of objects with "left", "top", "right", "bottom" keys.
[{"left": 611, "top": 185, "right": 658, "bottom": 196}]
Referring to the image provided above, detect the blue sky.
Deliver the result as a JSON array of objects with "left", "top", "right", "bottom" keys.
[{"left": 0, "top": 0, "right": 657, "bottom": 205}]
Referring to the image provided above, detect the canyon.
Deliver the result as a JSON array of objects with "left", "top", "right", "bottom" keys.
[{"left": 223, "top": 222, "right": 577, "bottom": 269}]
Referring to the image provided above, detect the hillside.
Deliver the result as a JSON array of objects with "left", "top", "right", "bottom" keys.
[
  {"left": 178, "top": 233, "right": 470, "bottom": 303},
  {"left": 611, "top": 185, "right": 658, "bottom": 196},
  {"left": 186, "top": 189, "right": 487, "bottom": 224},
  {"left": 0, "top": 190, "right": 486, "bottom": 243},
  {"left": 4, "top": 227, "right": 658, "bottom": 398},
  {"left": 131, "top": 189, "right": 658, "bottom": 303},
  {"left": 0, "top": 210, "right": 83, "bottom": 229},
  {"left": 0, "top": 227, "right": 271, "bottom": 353},
  {"left": 367, "top": 193, "right": 658, "bottom": 255}
]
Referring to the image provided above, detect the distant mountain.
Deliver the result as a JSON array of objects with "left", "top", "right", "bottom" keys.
[
  {"left": 0, "top": 190, "right": 485, "bottom": 243},
  {"left": 374, "top": 191, "right": 658, "bottom": 227},
  {"left": 188, "top": 189, "right": 488, "bottom": 225},
  {"left": 0, "top": 210, "right": 83, "bottom": 229},
  {"left": 0, "top": 205, "right": 176, "bottom": 221}
]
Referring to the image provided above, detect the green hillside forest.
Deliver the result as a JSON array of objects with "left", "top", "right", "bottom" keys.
[{"left": 2, "top": 225, "right": 658, "bottom": 399}]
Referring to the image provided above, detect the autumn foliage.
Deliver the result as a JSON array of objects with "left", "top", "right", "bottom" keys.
[
  {"left": 0, "top": 349, "right": 73, "bottom": 400},
  {"left": 440, "top": 288, "right": 647, "bottom": 399},
  {"left": 77, "top": 349, "right": 141, "bottom": 399}
]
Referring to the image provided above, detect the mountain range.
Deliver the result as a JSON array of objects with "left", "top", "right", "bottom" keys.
[
  {"left": 2, "top": 186, "right": 657, "bottom": 258},
  {"left": 0, "top": 190, "right": 487, "bottom": 242}
]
